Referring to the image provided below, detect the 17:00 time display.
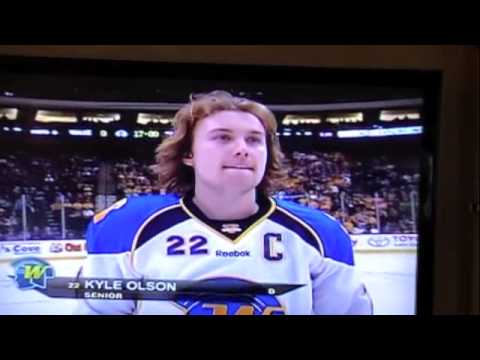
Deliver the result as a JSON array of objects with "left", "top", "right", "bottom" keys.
[{"left": 133, "top": 130, "right": 161, "bottom": 139}]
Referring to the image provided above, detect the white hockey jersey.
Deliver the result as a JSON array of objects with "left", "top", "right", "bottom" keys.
[{"left": 74, "top": 193, "right": 373, "bottom": 315}]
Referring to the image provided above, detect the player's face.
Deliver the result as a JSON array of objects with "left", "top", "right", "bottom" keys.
[{"left": 184, "top": 110, "right": 268, "bottom": 194}]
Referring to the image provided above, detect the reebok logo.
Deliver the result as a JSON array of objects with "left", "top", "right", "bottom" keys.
[{"left": 215, "top": 250, "right": 251, "bottom": 258}]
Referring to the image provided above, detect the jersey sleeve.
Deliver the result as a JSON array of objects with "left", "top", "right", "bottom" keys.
[
  {"left": 310, "top": 256, "right": 373, "bottom": 315},
  {"left": 275, "top": 199, "right": 355, "bottom": 265},
  {"left": 319, "top": 218, "right": 355, "bottom": 265}
]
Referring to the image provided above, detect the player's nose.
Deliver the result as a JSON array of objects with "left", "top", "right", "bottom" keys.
[{"left": 233, "top": 139, "right": 249, "bottom": 158}]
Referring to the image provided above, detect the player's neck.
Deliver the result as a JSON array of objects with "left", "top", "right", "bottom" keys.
[{"left": 192, "top": 186, "right": 259, "bottom": 221}]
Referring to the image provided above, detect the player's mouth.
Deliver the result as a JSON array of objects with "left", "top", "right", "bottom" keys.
[{"left": 223, "top": 166, "right": 254, "bottom": 171}]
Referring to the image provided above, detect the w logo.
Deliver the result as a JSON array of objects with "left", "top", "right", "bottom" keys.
[{"left": 10, "top": 258, "right": 55, "bottom": 290}]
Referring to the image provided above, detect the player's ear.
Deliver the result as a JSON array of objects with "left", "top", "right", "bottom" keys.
[{"left": 182, "top": 152, "right": 193, "bottom": 167}]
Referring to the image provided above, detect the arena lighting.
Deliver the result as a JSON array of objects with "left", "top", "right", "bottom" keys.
[
  {"left": 83, "top": 113, "right": 121, "bottom": 124},
  {"left": 0, "top": 108, "right": 18, "bottom": 120},
  {"left": 380, "top": 109, "right": 420, "bottom": 121},
  {"left": 326, "top": 112, "right": 363, "bottom": 124},
  {"left": 137, "top": 113, "right": 173, "bottom": 125},
  {"left": 282, "top": 114, "right": 322, "bottom": 126},
  {"left": 36, "top": 110, "right": 78, "bottom": 123}
]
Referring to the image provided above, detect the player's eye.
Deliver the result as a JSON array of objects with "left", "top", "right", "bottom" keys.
[
  {"left": 214, "top": 134, "right": 231, "bottom": 142},
  {"left": 246, "top": 136, "right": 262, "bottom": 144}
]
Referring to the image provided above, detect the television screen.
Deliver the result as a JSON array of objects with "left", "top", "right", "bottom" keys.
[{"left": 0, "top": 56, "right": 440, "bottom": 315}]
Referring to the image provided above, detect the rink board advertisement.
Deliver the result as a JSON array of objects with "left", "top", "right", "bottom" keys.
[
  {"left": 0, "top": 235, "right": 417, "bottom": 263},
  {"left": 0, "top": 240, "right": 87, "bottom": 261},
  {"left": 351, "top": 234, "right": 418, "bottom": 251}
]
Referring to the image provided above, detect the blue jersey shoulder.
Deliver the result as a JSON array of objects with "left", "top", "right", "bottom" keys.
[
  {"left": 274, "top": 199, "right": 354, "bottom": 265},
  {"left": 86, "top": 194, "right": 180, "bottom": 254}
]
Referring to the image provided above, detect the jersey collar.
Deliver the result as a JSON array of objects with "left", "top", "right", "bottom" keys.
[{"left": 180, "top": 192, "right": 276, "bottom": 244}]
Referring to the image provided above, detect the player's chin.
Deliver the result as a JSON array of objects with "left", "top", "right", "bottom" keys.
[
  {"left": 226, "top": 171, "right": 258, "bottom": 183},
  {"left": 223, "top": 175, "right": 258, "bottom": 189},
  {"left": 223, "top": 168, "right": 253, "bottom": 177}
]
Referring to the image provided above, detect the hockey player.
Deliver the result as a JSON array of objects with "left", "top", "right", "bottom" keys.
[{"left": 74, "top": 90, "right": 373, "bottom": 315}]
